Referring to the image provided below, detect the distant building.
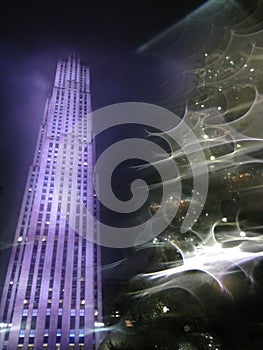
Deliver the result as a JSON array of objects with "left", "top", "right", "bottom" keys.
[{"left": 0, "top": 54, "right": 102, "bottom": 349}]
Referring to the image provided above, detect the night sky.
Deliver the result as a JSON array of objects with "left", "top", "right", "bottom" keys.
[
  {"left": 1, "top": 0, "right": 262, "bottom": 337},
  {"left": 0, "top": 0, "right": 210, "bottom": 314}
]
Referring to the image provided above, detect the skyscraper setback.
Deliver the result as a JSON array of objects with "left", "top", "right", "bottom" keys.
[{"left": 0, "top": 54, "right": 103, "bottom": 349}]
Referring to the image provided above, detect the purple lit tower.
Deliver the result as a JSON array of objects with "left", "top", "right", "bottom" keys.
[{"left": 0, "top": 54, "right": 103, "bottom": 349}]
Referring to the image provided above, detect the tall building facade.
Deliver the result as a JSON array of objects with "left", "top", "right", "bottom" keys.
[{"left": 0, "top": 54, "right": 103, "bottom": 349}]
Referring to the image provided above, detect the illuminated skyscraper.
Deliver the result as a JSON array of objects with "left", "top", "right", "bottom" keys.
[{"left": 0, "top": 54, "right": 103, "bottom": 349}]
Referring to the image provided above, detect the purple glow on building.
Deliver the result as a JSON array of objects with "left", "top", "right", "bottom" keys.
[{"left": 0, "top": 54, "right": 103, "bottom": 349}]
